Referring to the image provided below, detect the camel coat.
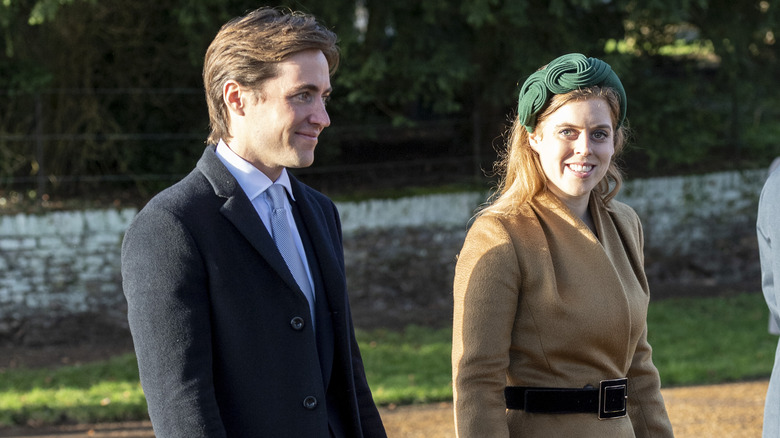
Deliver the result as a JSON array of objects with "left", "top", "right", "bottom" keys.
[{"left": 452, "top": 191, "right": 673, "bottom": 437}]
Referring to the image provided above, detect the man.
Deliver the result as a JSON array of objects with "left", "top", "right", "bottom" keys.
[
  {"left": 765, "top": 158, "right": 780, "bottom": 338},
  {"left": 761, "top": 166, "right": 780, "bottom": 438},
  {"left": 121, "top": 7, "right": 387, "bottom": 437},
  {"left": 759, "top": 163, "right": 780, "bottom": 438}
]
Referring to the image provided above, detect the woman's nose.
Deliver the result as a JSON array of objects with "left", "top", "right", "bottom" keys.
[{"left": 573, "top": 136, "right": 591, "bottom": 155}]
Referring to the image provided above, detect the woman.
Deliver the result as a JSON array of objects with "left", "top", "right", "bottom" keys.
[{"left": 452, "top": 53, "right": 674, "bottom": 437}]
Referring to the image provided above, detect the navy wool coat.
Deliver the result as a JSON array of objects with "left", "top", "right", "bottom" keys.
[{"left": 121, "top": 146, "right": 386, "bottom": 437}]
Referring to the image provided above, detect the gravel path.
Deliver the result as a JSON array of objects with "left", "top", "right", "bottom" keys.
[
  {"left": 381, "top": 380, "right": 769, "bottom": 438},
  {"left": 0, "top": 380, "right": 768, "bottom": 437}
]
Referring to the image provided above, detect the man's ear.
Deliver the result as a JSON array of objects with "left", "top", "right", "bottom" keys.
[{"left": 223, "top": 80, "right": 245, "bottom": 116}]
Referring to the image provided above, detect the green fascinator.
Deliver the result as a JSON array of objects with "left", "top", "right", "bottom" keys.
[{"left": 517, "top": 53, "right": 627, "bottom": 133}]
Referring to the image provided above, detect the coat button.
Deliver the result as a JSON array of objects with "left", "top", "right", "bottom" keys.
[
  {"left": 303, "top": 396, "right": 318, "bottom": 410},
  {"left": 290, "top": 317, "right": 305, "bottom": 330}
]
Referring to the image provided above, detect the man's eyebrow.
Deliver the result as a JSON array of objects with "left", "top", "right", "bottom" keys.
[{"left": 292, "top": 83, "right": 333, "bottom": 94}]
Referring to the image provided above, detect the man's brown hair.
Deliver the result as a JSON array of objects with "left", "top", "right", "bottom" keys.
[{"left": 202, "top": 7, "right": 339, "bottom": 145}]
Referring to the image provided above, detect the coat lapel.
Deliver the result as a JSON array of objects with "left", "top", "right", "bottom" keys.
[
  {"left": 530, "top": 192, "right": 634, "bottom": 353},
  {"left": 196, "top": 146, "right": 301, "bottom": 294},
  {"left": 289, "top": 176, "right": 346, "bottom": 315},
  {"left": 288, "top": 176, "right": 342, "bottom": 385}
]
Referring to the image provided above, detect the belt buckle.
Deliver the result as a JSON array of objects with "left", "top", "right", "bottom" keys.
[{"left": 598, "top": 378, "right": 627, "bottom": 420}]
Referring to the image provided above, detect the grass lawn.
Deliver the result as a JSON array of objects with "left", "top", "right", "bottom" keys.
[
  {"left": 0, "top": 292, "right": 776, "bottom": 426},
  {"left": 648, "top": 292, "right": 778, "bottom": 385}
]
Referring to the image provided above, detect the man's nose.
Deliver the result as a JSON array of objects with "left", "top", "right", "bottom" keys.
[{"left": 311, "top": 100, "right": 330, "bottom": 128}]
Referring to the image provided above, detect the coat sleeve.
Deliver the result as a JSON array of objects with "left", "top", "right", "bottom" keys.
[
  {"left": 758, "top": 172, "right": 780, "bottom": 330},
  {"left": 338, "top": 208, "right": 388, "bottom": 438},
  {"left": 622, "top": 210, "right": 675, "bottom": 438},
  {"left": 121, "top": 205, "right": 226, "bottom": 438},
  {"left": 319, "top": 198, "right": 387, "bottom": 437},
  {"left": 348, "top": 308, "right": 388, "bottom": 437},
  {"left": 757, "top": 172, "right": 780, "bottom": 435},
  {"left": 452, "top": 216, "right": 520, "bottom": 438},
  {"left": 626, "top": 325, "right": 674, "bottom": 437}
]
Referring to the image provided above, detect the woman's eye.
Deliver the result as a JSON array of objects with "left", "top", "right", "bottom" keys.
[
  {"left": 592, "top": 130, "right": 609, "bottom": 140},
  {"left": 559, "top": 129, "right": 576, "bottom": 138}
]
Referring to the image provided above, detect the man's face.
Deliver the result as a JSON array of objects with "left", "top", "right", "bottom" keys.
[{"left": 229, "top": 49, "right": 332, "bottom": 180}]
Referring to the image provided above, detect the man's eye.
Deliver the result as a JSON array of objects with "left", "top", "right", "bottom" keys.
[
  {"left": 294, "top": 92, "right": 312, "bottom": 102},
  {"left": 322, "top": 95, "right": 331, "bottom": 106}
]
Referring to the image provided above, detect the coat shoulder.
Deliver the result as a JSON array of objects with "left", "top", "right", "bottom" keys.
[
  {"left": 291, "top": 177, "right": 336, "bottom": 210},
  {"left": 460, "top": 205, "right": 544, "bottom": 269},
  {"left": 469, "top": 203, "right": 541, "bottom": 241},
  {"left": 136, "top": 160, "right": 232, "bottom": 230},
  {"left": 605, "top": 198, "right": 641, "bottom": 228}
]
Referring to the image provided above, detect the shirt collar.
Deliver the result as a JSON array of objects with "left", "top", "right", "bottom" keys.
[{"left": 215, "top": 139, "right": 296, "bottom": 201}]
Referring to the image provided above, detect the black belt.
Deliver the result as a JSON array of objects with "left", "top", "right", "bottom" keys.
[{"left": 505, "top": 378, "right": 628, "bottom": 420}]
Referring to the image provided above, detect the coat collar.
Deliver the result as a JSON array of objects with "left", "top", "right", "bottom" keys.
[
  {"left": 196, "top": 146, "right": 299, "bottom": 292},
  {"left": 288, "top": 175, "right": 347, "bottom": 314},
  {"left": 196, "top": 146, "right": 346, "bottom": 314}
]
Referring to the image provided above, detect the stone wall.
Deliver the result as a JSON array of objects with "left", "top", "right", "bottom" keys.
[
  {"left": 620, "top": 170, "right": 765, "bottom": 289},
  {"left": 0, "top": 210, "right": 137, "bottom": 338},
  {"left": 0, "top": 169, "right": 769, "bottom": 337}
]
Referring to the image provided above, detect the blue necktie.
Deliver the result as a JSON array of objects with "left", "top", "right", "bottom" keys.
[{"left": 266, "top": 184, "right": 315, "bottom": 326}]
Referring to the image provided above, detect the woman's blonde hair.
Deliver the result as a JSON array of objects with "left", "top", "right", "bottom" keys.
[{"left": 481, "top": 86, "right": 627, "bottom": 217}]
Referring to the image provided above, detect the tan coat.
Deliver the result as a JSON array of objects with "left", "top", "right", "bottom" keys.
[{"left": 452, "top": 191, "right": 673, "bottom": 437}]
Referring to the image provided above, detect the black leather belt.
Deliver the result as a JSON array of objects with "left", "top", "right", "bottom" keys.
[{"left": 505, "top": 378, "right": 628, "bottom": 420}]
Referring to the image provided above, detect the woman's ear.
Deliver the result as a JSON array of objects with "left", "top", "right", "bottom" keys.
[{"left": 528, "top": 130, "right": 543, "bottom": 152}]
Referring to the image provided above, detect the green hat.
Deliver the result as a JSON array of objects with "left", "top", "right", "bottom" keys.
[{"left": 517, "top": 53, "right": 627, "bottom": 133}]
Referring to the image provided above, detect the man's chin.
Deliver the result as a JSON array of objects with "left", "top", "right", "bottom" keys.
[{"left": 288, "top": 156, "right": 315, "bottom": 169}]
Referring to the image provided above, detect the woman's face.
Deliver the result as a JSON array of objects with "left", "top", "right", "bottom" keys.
[{"left": 529, "top": 98, "right": 615, "bottom": 207}]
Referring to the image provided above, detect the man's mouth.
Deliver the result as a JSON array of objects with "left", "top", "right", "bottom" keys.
[{"left": 297, "top": 131, "right": 320, "bottom": 140}]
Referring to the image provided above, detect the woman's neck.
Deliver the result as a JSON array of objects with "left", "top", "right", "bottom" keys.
[{"left": 550, "top": 189, "right": 595, "bottom": 233}]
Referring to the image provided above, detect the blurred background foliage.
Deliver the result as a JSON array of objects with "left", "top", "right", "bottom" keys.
[{"left": 0, "top": 0, "right": 778, "bottom": 201}]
